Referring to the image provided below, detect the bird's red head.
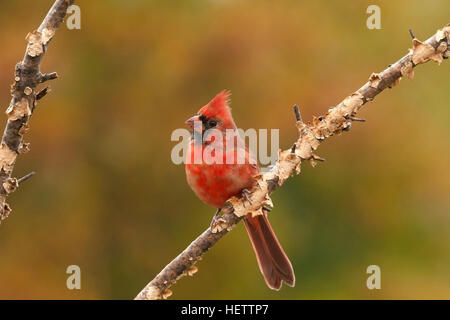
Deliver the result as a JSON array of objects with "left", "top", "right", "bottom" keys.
[{"left": 185, "top": 90, "right": 236, "bottom": 132}]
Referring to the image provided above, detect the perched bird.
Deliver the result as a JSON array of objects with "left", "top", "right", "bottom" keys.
[{"left": 185, "top": 90, "right": 295, "bottom": 290}]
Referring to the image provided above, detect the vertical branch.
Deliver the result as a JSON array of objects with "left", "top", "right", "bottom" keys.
[{"left": 0, "top": 0, "right": 75, "bottom": 223}]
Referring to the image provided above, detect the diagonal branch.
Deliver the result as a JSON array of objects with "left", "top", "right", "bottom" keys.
[
  {"left": 135, "top": 23, "right": 450, "bottom": 300},
  {"left": 0, "top": 0, "right": 75, "bottom": 223}
]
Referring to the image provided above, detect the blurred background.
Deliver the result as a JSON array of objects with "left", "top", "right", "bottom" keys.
[{"left": 0, "top": 0, "right": 449, "bottom": 299}]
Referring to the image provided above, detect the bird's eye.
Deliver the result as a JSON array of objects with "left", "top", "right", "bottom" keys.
[{"left": 208, "top": 120, "right": 217, "bottom": 128}]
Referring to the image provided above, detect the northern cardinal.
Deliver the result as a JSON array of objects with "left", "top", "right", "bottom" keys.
[{"left": 185, "top": 90, "right": 295, "bottom": 290}]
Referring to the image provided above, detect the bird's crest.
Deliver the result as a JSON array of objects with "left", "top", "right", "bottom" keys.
[{"left": 198, "top": 90, "right": 232, "bottom": 120}]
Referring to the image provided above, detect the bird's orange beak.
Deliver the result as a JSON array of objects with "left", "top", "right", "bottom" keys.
[{"left": 185, "top": 114, "right": 201, "bottom": 129}]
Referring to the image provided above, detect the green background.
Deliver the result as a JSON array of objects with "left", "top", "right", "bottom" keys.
[{"left": 0, "top": 0, "right": 449, "bottom": 299}]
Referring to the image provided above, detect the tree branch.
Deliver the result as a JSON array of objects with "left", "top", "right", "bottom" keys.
[
  {"left": 135, "top": 23, "right": 450, "bottom": 300},
  {"left": 0, "top": 0, "right": 75, "bottom": 223}
]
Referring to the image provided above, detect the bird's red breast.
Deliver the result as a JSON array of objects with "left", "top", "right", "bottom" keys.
[{"left": 185, "top": 138, "right": 258, "bottom": 208}]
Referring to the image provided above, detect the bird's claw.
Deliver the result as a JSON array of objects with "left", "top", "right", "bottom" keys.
[
  {"left": 241, "top": 188, "right": 252, "bottom": 207},
  {"left": 210, "top": 209, "right": 227, "bottom": 233}
]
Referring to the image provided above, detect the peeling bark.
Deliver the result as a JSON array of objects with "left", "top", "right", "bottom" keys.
[
  {"left": 135, "top": 23, "right": 450, "bottom": 300},
  {"left": 0, "top": 0, "right": 75, "bottom": 223}
]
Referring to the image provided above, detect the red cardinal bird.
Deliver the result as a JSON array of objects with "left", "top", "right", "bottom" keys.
[{"left": 185, "top": 90, "right": 295, "bottom": 290}]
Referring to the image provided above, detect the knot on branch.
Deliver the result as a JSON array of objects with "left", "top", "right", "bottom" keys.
[
  {"left": 0, "top": 202, "right": 12, "bottom": 222},
  {"left": 18, "top": 124, "right": 30, "bottom": 136},
  {"left": 409, "top": 24, "right": 450, "bottom": 66},
  {"left": 6, "top": 98, "right": 31, "bottom": 121},
  {"left": 18, "top": 142, "right": 30, "bottom": 154},
  {"left": 161, "top": 289, "right": 173, "bottom": 300},
  {"left": 26, "top": 28, "right": 55, "bottom": 58},
  {"left": 0, "top": 143, "right": 17, "bottom": 173},
  {"left": 210, "top": 215, "right": 228, "bottom": 233},
  {"left": 2, "top": 177, "right": 18, "bottom": 194},
  {"left": 369, "top": 73, "right": 382, "bottom": 89}
]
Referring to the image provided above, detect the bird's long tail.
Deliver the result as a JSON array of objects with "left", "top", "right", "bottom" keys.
[{"left": 243, "top": 211, "right": 295, "bottom": 290}]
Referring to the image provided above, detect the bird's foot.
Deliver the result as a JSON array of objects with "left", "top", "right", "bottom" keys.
[
  {"left": 241, "top": 188, "right": 252, "bottom": 207},
  {"left": 210, "top": 209, "right": 227, "bottom": 233}
]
